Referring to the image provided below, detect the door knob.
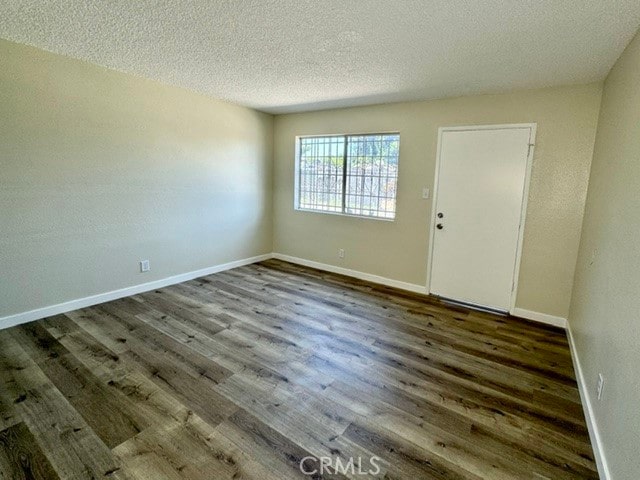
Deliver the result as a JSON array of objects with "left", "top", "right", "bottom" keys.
[{"left": 436, "top": 223, "right": 444, "bottom": 230}]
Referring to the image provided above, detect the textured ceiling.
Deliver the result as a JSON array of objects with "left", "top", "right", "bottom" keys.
[{"left": 1, "top": 1, "right": 640, "bottom": 114}]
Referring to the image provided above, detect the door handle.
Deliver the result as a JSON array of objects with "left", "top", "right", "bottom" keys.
[{"left": 436, "top": 223, "right": 444, "bottom": 230}]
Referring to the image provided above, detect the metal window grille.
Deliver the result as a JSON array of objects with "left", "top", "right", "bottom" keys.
[{"left": 297, "top": 133, "right": 400, "bottom": 219}]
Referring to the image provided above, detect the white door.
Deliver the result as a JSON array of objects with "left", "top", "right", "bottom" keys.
[{"left": 429, "top": 125, "right": 534, "bottom": 312}]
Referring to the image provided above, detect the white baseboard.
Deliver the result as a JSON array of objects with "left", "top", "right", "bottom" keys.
[
  {"left": 566, "top": 321, "right": 610, "bottom": 480},
  {"left": 0, "top": 253, "right": 273, "bottom": 330},
  {"left": 510, "top": 307, "right": 567, "bottom": 329},
  {"left": 2, "top": 253, "right": 570, "bottom": 333},
  {"left": 272, "top": 253, "right": 428, "bottom": 295}
]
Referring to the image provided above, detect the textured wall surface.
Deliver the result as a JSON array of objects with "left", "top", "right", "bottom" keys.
[
  {"left": 1, "top": 1, "right": 638, "bottom": 113},
  {"left": 0, "top": 39, "right": 273, "bottom": 317},
  {"left": 569, "top": 30, "right": 640, "bottom": 480},
  {"left": 273, "top": 84, "right": 602, "bottom": 318}
]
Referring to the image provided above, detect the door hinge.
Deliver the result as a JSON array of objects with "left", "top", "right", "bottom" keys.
[{"left": 527, "top": 143, "right": 535, "bottom": 157}]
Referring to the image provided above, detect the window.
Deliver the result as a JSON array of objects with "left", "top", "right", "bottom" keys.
[{"left": 295, "top": 133, "right": 400, "bottom": 219}]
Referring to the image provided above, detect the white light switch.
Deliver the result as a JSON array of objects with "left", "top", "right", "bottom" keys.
[{"left": 422, "top": 187, "right": 430, "bottom": 199}]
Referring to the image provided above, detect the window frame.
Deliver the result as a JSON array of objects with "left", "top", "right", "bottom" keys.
[{"left": 293, "top": 132, "right": 400, "bottom": 221}]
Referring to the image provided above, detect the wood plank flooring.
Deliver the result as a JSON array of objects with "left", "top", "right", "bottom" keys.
[{"left": 0, "top": 259, "right": 598, "bottom": 479}]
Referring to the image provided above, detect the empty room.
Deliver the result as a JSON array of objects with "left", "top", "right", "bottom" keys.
[{"left": 1, "top": 1, "right": 639, "bottom": 479}]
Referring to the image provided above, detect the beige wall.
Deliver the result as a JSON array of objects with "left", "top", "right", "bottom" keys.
[
  {"left": 569, "top": 30, "right": 640, "bottom": 480},
  {"left": 0, "top": 39, "right": 273, "bottom": 318},
  {"left": 273, "top": 84, "right": 602, "bottom": 318}
]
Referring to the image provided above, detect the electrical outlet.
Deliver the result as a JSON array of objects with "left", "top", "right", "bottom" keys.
[
  {"left": 140, "top": 260, "right": 150, "bottom": 273},
  {"left": 338, "top": 248, "right": 345, "bottom": 259},
  {"left": 596, "top": 373, "right": 605, "bottom": 400}
]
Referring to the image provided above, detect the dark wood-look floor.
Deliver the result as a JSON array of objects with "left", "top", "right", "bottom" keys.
[{"left": 0, "top": 260, "right": 597, "bottom": 480}]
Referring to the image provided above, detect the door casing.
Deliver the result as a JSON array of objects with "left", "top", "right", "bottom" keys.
[{"left": 426, "top": 123, "right": 537, "bottom": 314}]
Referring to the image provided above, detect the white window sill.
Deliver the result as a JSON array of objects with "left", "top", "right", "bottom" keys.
[{"left": 294, "top": 207, "right": 395, "bottom": 222}]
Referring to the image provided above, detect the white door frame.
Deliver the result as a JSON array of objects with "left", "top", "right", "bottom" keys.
[{"left": 426, "top": 123, "right": 537, "bottom": 314}]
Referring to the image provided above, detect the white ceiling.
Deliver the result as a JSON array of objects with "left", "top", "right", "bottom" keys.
[{"left": 1, "top": 1, "right": 639, "bottom": 114}]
